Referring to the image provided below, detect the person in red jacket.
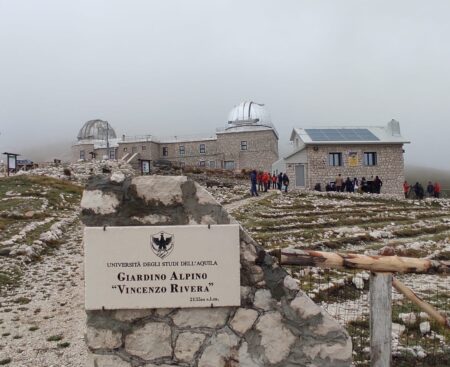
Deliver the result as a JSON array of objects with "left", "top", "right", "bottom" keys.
[
  {"left": 257, "top": 172, "right": 263, "bottom": 192},
  {"left": 262, "top": 172, "right": 270, "bottom": 192},
  {"left": 403, "top": 181, "right": 410, "bottom": 199},
  {"left": 434, "top": 181, "right": 441, "bottom": 198}
]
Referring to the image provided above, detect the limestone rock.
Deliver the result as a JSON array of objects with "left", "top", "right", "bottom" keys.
[
  {"left": 230, "top": 308, "right": 259, "bottom": 335},
  {"left": 198, "top": 331, "right": 240, "bottom": 367},
  {"left": 241, "top": 242, "right": 257, "bottom": 263},
  {"left": 175, "top": 332, "right": 206, "bottom": 362},
  {"left": 420, "top": 321, "right": 431, "bottom": 334},
  {"left": 81, "top": 190, "right": 119, "bottom": 214},
  {"left": 399, "top": 312, "right": 417, "bottom": 326},
  {"left": 132, "top": 176, "right": 186, "bottom": 205},
  {"left": 240, "top": 286, "right": 253, "bottom": 304},
  {"left": 248, "top": 265, "right": 265, "bottom": 284},
  {"left": 290, "top": 293, "right": 321, "bottom": 319},
  {"left": 86, "top": 327, "right": 122, "bottom": 349},
  {"left": 194, "top": 182, "right": 218, "bottom": 205},
  {"left": 253, "top": 289, "right": 273, "bottom": 311},
  {"left": 172, "top": 307, "right": 230, "bottom": 328},
  {"left": 114, "top": 309, "right": 153, "bottom": 322},
  {"left": 110, "top": 171, "right": 125, "bottom": 183},
  {"left": 312, "top": 310, "right": 344, "bottom": 336},
  {"left": 125, "top": 322, "right": 172, "bottom": 360},
  {"left": 303, "top": 340, "right": 352, "bottom": 361},
  {"left": 131, "top": 214, "right": 170, "bottom": 224},
  {"left": 283, "top": 275, "right": 299, "bottom": 291},
  {"left": 238, "top": 341, "right": 264, "bottom": 367},
  {"left": 89, "top": 353, "right": 131, "bottom": 367},
  {"left": 255, "top": 311, "right": 296, "bottom": 364}
]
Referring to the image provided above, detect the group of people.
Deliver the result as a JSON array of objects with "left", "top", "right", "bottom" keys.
[
  {"left": 321, "top": 174, "right": 383, "bottom": 194},
  {"left": 403, "top": 180, "right": 441, "bottom": 199},
  {"left": 250, "top": 170, "right": 290, "bottom": 196}
]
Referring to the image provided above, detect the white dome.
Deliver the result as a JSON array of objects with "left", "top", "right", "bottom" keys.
[
  {"left": 77, "top": 119, "right": 117, "bottom": 141},
  {"left": 226, "top": 101, "right": 277, "bottom": 136}
]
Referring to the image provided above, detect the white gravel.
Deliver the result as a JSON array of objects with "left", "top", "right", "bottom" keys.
[{"left": 0, "top": 223, "right": 86, "bottom": 366}]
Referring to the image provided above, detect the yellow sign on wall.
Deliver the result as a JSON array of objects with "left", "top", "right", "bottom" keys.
[{"left": 348, "top": 152, "right": 358, "bottom": 167}]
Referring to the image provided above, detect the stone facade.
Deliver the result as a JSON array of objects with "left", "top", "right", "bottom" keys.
[
  {"left": 72, "top": 143, "right": 95, "bottom": 161},
  {"left": 73, "top": 129, "right": 278, "bottom": 172},
  {"left": 216, "top": 130, "right": 278, "bottom": 171},
  {"left": 285, "top": 144, "right": 405, "bottom": 196},
  {"left": 82, "top": 175, "right": 352, "bottom": 367}
]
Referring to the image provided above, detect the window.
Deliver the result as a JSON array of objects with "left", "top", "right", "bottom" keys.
[
  {"left": 240, "top": 141, "right": 248, "bottom": 151},
  {"left": 109, "top": 149, "right": 115, "bottom": 160},
  {"left": 199, "top": 161, "right": 206, "bottom": 167},
  {"left": 364, "top": 152, "right": 377, "bottom": 166},
  {"left": 80, "top": 150, "right": 85, "bottom": 160},
  {"left": 162, "top": 147, "right": 168, "bottom": 156},
  {"left": 209, "top": 161, "right": 215, "bottom": 168},
  {"left": 132, "top": 146, "right": 137, "bottom": 153},
  {"left": 179, "top": 145, "right": 185, "bottom": 155},
  {"left": 199, "top": 144, "right": 206, "bottom": 154},
  {"left": 123, "top": 147, "right": 128, "bottom": 152},
  {"left": 329, "top": 152, "right": 342, "bottom": 166},
  {"left": 224, "top": 161, "right": 235, "bottom": 170},
  {"left": 142, "top": 145, "right": 146, "bottom": 151}
]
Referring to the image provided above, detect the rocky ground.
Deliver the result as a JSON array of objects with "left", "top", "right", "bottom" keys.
[
  {"left": 0, "top": 162, "right": 135, "bottom": 366},
  {"left": 219, "top": 186, "right": 450, "bottom": 367},
  {"left": 1, "top": 164, "right": 448, "bottom": 366},
  {"left": 0, "top": 174, "right": 86, "bottom": 366}
]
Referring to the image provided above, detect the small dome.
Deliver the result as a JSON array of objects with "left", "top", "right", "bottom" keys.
[
  {"left": 77, "top": 119, "right": 117, "bottom": 141},
  {"left": 226, "top": 101, "right": 276, "bottom": 134}
]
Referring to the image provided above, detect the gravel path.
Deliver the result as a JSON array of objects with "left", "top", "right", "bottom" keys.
[
  {"left": 223, "top": 190, "right": 276, "bottom": 213},
  {"left": 0, "top": 222, "right": 86, "bottom": 367}
]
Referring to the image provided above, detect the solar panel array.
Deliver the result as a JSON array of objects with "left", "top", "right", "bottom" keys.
[{"left": 304, "top": 128, "right": 379, "bottom": 142}]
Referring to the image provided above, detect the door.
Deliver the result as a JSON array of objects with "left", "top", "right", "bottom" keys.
[{"left": 295, "top": 164, "right": 305, "bottom": 187}]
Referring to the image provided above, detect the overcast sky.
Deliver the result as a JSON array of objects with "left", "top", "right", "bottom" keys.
[{"left": 1, "top": 0, "right": 449, "bottom": 169}]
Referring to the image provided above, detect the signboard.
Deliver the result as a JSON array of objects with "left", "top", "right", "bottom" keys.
[
  {"left": 141, "top": 160, "right": 150, "bottom": 174},
  {"left": 348, "top": 152, "right": 358, "bottom": 167},
  {"left": 8, "top": 156, "right": 16, "bottom": 170},
  {"left": 84, "top": 224, "right": 240, "bottom": 310}
]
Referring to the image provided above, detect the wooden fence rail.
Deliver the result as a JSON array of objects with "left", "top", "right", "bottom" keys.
[{"left": 269, "top": 248, "right": 450, "bottom": 274}]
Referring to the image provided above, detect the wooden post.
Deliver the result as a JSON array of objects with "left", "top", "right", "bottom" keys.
[{"left": 370, "top": 272, "right": 392, "bottom": 367}]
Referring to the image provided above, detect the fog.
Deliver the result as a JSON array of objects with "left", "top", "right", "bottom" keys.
[{"left": 0, "top": 0, "right": 449, "bottom": 169}]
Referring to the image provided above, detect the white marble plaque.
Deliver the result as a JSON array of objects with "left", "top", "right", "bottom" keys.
[{"left": 84, "top": 224, "right": 240, "bottom": 310}]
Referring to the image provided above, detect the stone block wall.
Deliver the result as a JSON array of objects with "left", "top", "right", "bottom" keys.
[
  {"left": 159, "top": 139, "right": 219, "bottom": 166},
  {"left": 306, "top": 144, "right": 405, "bottom": 195},
  {"left": 116, "top": 141, "right": 160, "bottom": 162},
  {"left": 81, "top": 174, "right": 351, "bottom": 367},
  {"left": 216, "top": 130, "right": 279, "bottom": 171},
  {"left": 71, "top": 143, "right": 95, "bottom": 161}
]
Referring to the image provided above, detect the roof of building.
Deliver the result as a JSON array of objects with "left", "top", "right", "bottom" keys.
[
  {"left": 17, "top": 159, "right": 34, "bottom": 165},
  {"left": 224, "top": 101, "right": 279, "bottom": 138},
  {"left": 119, "top": 134, "right": 217, "bottom": 144},
  {"left": 77, "top": 119, "right": 117, "bottom": 141},
  {"left": 290, "top": 120, "right": 409, "bottom": 145}
]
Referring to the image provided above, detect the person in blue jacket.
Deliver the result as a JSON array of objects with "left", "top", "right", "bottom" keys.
[{"left": 250, "top": 170, "right": 258, "bottom": 196}]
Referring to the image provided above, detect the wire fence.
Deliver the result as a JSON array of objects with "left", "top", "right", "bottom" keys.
[{"left": 292, "top": 266, "right": 449, "bottom": 366}]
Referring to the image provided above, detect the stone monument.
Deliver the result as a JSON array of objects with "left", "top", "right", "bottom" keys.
[{"left": 81, "top": 174, "right": 352, "bottom": 367}]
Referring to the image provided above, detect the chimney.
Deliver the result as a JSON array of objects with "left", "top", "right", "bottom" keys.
[{"left": 387, "top": 119, "right": 401, "bottom": 137}]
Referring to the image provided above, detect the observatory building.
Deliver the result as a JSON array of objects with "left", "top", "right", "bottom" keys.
[
  {"left": 71, "top": 101, "right": 279, "bottom": 172},
  {"left": 273, "top": 119, "right": 409, "bottom": 195}
]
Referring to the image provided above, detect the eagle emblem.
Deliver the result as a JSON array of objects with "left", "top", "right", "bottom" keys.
[{"left": 151, "top": 232, "right": 174, "bottom": 259}]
